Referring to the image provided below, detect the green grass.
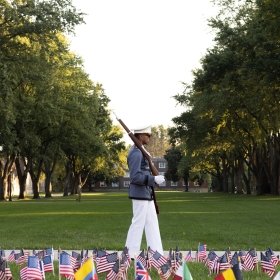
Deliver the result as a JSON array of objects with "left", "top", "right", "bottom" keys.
[{"left": 1, "top": 191, "right": 280, "bottom": 279}]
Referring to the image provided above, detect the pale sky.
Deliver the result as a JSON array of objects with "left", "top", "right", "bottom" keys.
[{"left": 69, "top": 0, "right": 218, "bottom": 131}]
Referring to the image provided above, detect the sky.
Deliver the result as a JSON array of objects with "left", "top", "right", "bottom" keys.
[{"left": 68, "top": 0, "right": 218, "bottom": 131}]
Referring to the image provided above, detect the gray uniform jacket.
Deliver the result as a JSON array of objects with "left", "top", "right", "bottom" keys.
[{"left": 127, "top": 145, "right": 155, "bottom": 200}]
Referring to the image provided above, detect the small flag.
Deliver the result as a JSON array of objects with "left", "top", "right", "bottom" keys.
[
  {"left": 173, "top": 261, "right": 193, "bottom": 280},
  {"left": 74, "top": 257, "right": 98, "bottom": 280}
]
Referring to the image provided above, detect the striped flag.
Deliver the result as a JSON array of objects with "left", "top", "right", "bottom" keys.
[
  {"left": 205, "top": 250, "right": 219, "bottom": 274},
  {"left": 26, "top": 256, "right": 42, "bottom": 280},
  {"left": 149, "top": 251, "right": 168, "bottom": 269},
  {"left": 96, "top": 252, "right": 118, "bottom": 273},
  {"left": 196, "top": 244, "right": 207, "bottom": 262},
  {"left": 243, "top": 249, "right": 257, "bottom": 271},
  {"left": 158, "top": 260, "right": 172, "bottom": 280},
  {"left": 137, "top": 250, "right": 148, "bottom": 269},
  {"left": 59, "top": 252, "right": 75, "bottom": 279},
  {"left": 219, "top": 253, "right": 231, "bottom": 271},
  {"left": 105, "top": 260, "right": 119, "bottom": 280},
  {"left": 185, "top": 250, "right": 193, "bottom": 262},
  {"left": 135, "top": 260, "right": 152, "bottom": 280},
  {"left": 42, "top": 255, "right": 54, "bottom": 272},
  {"left": 266, "top": 248, "right": 280, "bottom": 266},
  {"left": 261, "top": 252, "right": 275, "bottom": 278},
  {"left": 7, "top": 251, "right": 15, "bottom": 263}
]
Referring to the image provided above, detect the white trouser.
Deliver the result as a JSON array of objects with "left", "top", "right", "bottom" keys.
[{"left": 125, "top": 199, "right": 163, "bottom": 258}]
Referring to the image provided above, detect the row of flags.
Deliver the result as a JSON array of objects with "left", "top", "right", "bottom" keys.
[{"left": 1, "top": 245, "right": 280, "bottom": 279}]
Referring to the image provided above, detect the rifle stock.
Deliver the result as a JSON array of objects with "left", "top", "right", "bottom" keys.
[{"left": 115, "top": 115, "right": 160, "bottom": 214}]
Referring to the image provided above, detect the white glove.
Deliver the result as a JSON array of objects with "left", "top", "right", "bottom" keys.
[{"left": 154, "top": 175, "right": 165, "bottom": 185}]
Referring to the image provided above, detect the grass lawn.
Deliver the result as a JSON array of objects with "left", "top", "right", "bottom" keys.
[{"left": 1, "top": 191, "right": 280, "bottom": 279}]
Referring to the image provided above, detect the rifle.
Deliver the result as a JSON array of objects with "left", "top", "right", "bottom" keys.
[{"left": 114, "top": 113, "right": 160, "bottom": 214}]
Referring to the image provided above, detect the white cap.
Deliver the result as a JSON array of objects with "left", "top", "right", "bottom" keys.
[{"left": 133, "top": 126, "right": 152, "bottom": 135}]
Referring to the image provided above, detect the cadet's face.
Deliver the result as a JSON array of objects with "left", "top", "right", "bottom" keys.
[{"left": 141, "top": 133, "right": 151, "bottom": 144}]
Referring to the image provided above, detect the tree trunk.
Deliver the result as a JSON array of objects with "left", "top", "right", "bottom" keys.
[
  {"left": 28, "top": 158, "right": 43, "bottom": 199},
  {"left": 15, "top": 157, "right": 28, "bottom": 199},
  {"left": 43, "top": 159, "right": 56, "bottom": 198}
]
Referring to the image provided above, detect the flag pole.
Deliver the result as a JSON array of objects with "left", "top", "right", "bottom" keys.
[
  {"left": 255, "top": 248, "right": 259, "bottom": 272},
  {"left": 133, "top": 253, "right": 136, "bottom": 279},
  {"left": 58, "top": 248, "right": 61, "bottom": 280}
]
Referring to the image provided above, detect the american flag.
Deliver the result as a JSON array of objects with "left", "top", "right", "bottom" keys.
[
  {"left": 0, "top": 251, "right": 5, "bottom": 259},
  {"left": 184, "top": 250, "right": 193, "bottom": 262},
  {"left": 26, "top": 256, "right": 43, "bottom": 280},
  {"left": 81, "top": 249, "right": 88, "bottom": 264},
  {"left": 238, "top": 250, "right": 246, "bottom": 263},
  {"left": 225, "top": 248, "right": 232, "bottom": 262},
  {"left": 59, "top": 252, "right": 74, "bottom": 279},
  {"left": 39, "top": 260, "right": 45, "bottom": 280},
  {"left": 7, "top": 251, "right": 15, "bottom": 263},
  {"left": 205, "top": 250, "right": 219, "bottom": 274},
  {"left": 219, "top": 253, "right": 231, "bottom": 271},
  {"left": 243, "top": 249, "right": 257, "bottom": 271},
  {"left": 20, "top": 266, "right": 28, "bottom": 280},
  {"left": 34, "top": 250, "right": 45, "bottom": 260},
  {"left": 196, "top": 244, "right": 207, "bottom": 262},
  {"left": 97, "top": 252, "right": 118, "bottom": 273},
  {"left": 266, "top": 248, "right": 280, "bottom": 266},
  {"left": 94, "top": 249, "right": 107, "bottom": 264},
  {"left": 15, "top": 250, "right": 27, "bottom": 266},
  {"left": 119, "top": 247, "right": 131, "bottom": 277},
  {"left": 136, "top": 260, "right": 151, "bottom": 280},
  {"left": 261, "top": 252, "right": 275, "bottom": 278},
  {"left": 43, "top": 255, "right": 54, "bottom": 272},
  {"left": 72, "top": 251, "right": 81, "bottom": 270},
  {"left": 61, "top": 251, "right": 76, "bottom": 269},
  {"left": 0, "top": 258, "right": 6, "bottom": 280},
  {"left": 2, "top": 260, "right": 13, "bottom": 280},
  {"left": 105, "top": 259, "right": 119, "bottom": 280},
  {"left": 149, "top": 251, "right": 168, "bottom": 269},
  {"left": 158, "top": 261, "right": 172, "bottom": 280},
  {"left": 44, "top": 248, "right": 53, "bottom": 257},
  {"left": 137, "top": 250, "right": 148, "bottom": 269},
  {"left": 230, "top": 252, "right": 242, "bottom": 271},
  {"left": 169, "top": 250, "right": 181, "bottom": 273}
]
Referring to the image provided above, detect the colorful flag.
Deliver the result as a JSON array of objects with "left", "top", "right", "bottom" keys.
[
  {"left": 26, "top": 256, "right": 42, "bottom": 280},
  {"left": 135, "top": 260, "right": 151, "bottom": 280},
  {"left": 214, "top": 268, "right": 236, "bottom": 280},
  {"left": 74, "top": 257, "right": 98, "bottom": 280},
  {"left": 230, "top": 252, "right": 243, "bottom": 280},
  {"left": 173, "top": 261, "right": 193, "bottom": 280},
  {"left": 59, "top": 252, "right": 74, "bottom": 279}
]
